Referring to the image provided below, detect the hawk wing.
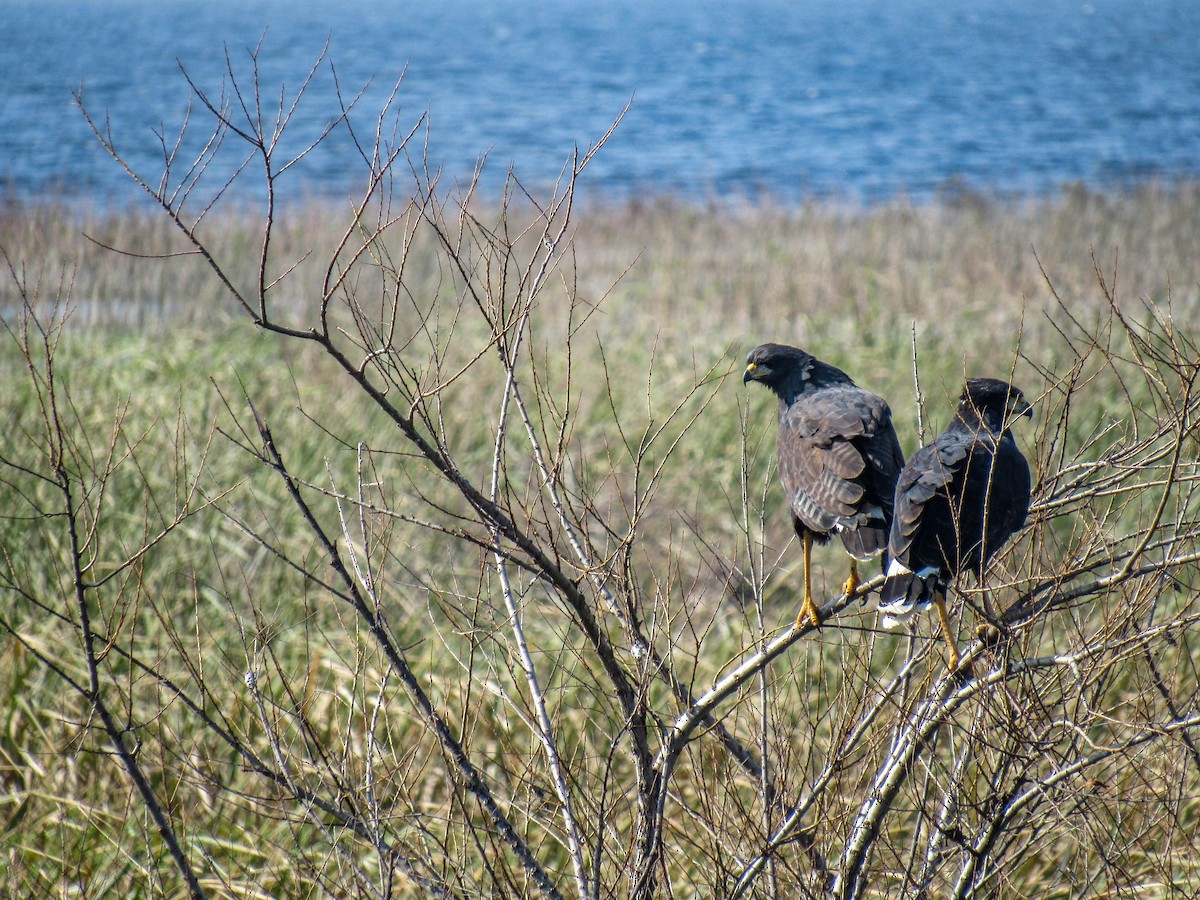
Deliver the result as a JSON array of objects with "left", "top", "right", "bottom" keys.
[
  {"left": 891, "top": 429, "right": 1028, "bottom": 578},
  {"left": 879, "top": 430, "right": 974, "bottom": 625},
  {"left": 777, "top": 386, "right": 901, "bottom": 542},
  {"left": 859, "top": 402, "right": 906, "bottom": 526},
  {"left": 888, "top": 430, "right": 975, "bottom": 573}
]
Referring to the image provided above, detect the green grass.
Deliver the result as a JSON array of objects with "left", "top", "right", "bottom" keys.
[{"left": 2, "top": 183, "right": 1199, "bottom": 896}]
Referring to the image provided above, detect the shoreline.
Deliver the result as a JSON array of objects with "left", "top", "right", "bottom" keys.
[{"left": 5, "top": 173, "right": 1200, "bottom": 217}]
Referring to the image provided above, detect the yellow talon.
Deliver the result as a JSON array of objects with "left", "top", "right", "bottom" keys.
[
  {"left": 842, "top": 559, "right": 860, "bottom": 599},
  {"left": 796, "top": 597, "right": 823, "bottom": 630}
]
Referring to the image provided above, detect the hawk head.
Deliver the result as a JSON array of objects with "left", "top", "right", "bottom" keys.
[
  {"left": 744, "top": 343, "right": 853, "bottom": 402},
  {"left": 958, "top": 378, "right": 1033, "bottom": 433},
  {"left": 743, "top": 343, "right": 814, "bottom": 389}
]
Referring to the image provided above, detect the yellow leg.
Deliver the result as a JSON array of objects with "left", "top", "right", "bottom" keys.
[
  {"left": 797, "top": 532, "right": 823, "bottom": 630},
  {"left": 842, "top": 558, "right": 860, "bottom": 600},
  {"left": 934, "top": 591, "right": 960, "bottom": 671}
]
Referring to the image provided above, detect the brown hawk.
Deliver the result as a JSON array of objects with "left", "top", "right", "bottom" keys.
[
  {"left": 745, "top": 343, "right": 905, "bottom": 630},
  {"left": 879, "top": 377, "right": 1033, "bottom": 670}
]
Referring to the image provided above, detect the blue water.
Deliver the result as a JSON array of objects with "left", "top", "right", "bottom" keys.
[{"left": 3, "top": 0, "right": 1199, "bottom": 205}]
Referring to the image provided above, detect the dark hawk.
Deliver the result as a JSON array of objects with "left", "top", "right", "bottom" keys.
[
  {"left": 745, "top": 343, "right": 905, "bottom": 630},
  {"left": 879, "top": 377, "right": 1033, "bottom": 670}
]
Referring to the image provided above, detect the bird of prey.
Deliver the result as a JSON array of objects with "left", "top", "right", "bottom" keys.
[
  {"left": 879, "top": 377, "right": 1033, "bottom": 670},
  {"left": 745, "top": 343, "right": 905, "bottom": 630}
]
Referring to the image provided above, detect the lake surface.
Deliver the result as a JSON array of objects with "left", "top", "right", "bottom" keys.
[{"left": 3, "top": 0, "right": 1199, "bottom": 205}]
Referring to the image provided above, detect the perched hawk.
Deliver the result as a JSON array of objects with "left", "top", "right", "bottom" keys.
[
  {"left": 879, "top": 378, "right": 1033, "bottom": 670},
  {"left": 745, "top": 343, "right": 905, "bottom": 630}
]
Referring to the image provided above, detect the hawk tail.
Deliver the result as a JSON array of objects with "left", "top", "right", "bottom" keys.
[
  {"left": 878, "top": 560, "right": 938, "bottom": 628},
  {"left": 839, "top": 518, "right": 888, "bottom": 561}
]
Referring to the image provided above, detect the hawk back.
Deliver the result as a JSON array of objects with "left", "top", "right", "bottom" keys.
[
  {"left": 879, "top": 386, "right": 1031, "bottom": 627},
  {"left": 777, "top": 383, "right": 904, "bottom": 558}
]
